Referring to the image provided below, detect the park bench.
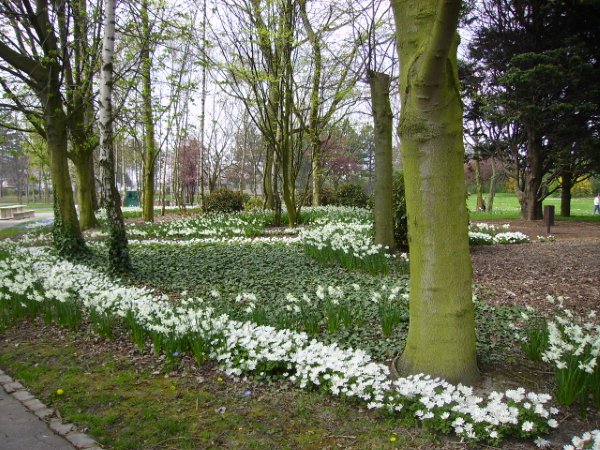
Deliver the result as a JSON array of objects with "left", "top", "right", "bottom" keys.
[
  {"left": 13, "top": 210, "right": 35, "bottom": 219},
  {"left": 0, "top": 205, "right": 25, "bottom": 220}
]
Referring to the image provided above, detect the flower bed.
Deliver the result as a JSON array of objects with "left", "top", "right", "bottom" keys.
[{"left": 0, "top": 245, "right": 561, "bottom": 446}]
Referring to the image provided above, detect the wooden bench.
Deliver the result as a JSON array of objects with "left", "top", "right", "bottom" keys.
[
  {"left": 0, "top": 205, "right": 25, "bottom": 219},
  {"left": 13, "top": 210, "right": 35, "bottom": 220}
]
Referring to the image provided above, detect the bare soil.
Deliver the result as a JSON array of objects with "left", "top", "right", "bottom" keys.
[{"left": 472, "top": 220, "right": 600, "bottom": 319}]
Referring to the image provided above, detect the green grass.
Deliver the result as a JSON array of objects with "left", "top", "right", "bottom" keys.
[
  {"left": 0, "top": 323, "right": 441, "bottom": 449},
  {"left": 467, "top": 193, "right": 600, "bottom": 221},
  {"left": 0, "top": 200, "right": 53, "bottom": 212}
]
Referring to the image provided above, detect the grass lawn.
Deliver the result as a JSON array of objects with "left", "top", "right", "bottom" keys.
[
  {"left": 467, "top": 193, "right": 600, "bottom": 221},
  {"left": 0, "top": 324, "right": 440, "bottom": 450}
]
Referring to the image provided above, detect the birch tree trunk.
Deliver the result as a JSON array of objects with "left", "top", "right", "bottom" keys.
[
  {"left": 390, "top": 0, "right": 479, "bottom": 384},
  {"left": 99, "top": 0, "right": 131, "bottom": 272}
]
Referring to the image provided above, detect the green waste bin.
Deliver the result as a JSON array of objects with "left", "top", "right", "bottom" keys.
[{"left": 123, "top": 190, "right": 140, "bottom": 207}]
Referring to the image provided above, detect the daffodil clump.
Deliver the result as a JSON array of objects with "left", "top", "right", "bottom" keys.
[
  {"left": 539, "top": 297, "right": 600, "bottom": 409},
  {"left": 468, "top": 223, "right": 530, "bottom": 245},
  {"left": 300, "top": 221, "right": 396, "bottom": 274},
  {"left": 0, "top": 245, "right": 560, "bottom": 446}
]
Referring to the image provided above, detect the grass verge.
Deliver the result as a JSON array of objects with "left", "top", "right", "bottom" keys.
[{"left": 0, "top": 321, "right": 445, "bottom": 450}]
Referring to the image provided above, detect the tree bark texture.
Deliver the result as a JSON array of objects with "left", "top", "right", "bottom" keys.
[
  {"left": 72, "top": 149, "right": 98, "bottom": 230},
  {"left": 45, "top": 93, "right": 86, "bottom": 256},
  {"left": 368, "top": 70, "right": 395, "bottom": 251},
  {"left": 520, "top": 127, "right": 543, "bottom": 220},
  {"left": 486, "top": 157, "right": 497, "bottom": 212},
  {"left": 560, "top": 170, "right": 572, "bottom": 217},
  {"left": 141, "top": 0, "right": 157, "bottom": 222},
  {"left": 99, "top": 0, "right": 131, "bottom": 272},
  {"left": 391, "top": 0, "right": 479, "bottom": 385}
]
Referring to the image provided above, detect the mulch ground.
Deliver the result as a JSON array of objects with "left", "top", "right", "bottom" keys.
[{"left": 471, "top": 220, "right": 600, "bottom": 319}]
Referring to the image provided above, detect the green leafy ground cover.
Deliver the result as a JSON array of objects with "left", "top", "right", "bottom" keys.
[
  {"left": 115, "top": 240, "right": 518, "bottom": 364},
  {"left": 3, "top": 205, "right": 595, "bottom": 448}
]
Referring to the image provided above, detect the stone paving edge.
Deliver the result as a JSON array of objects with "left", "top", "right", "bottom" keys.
[{"left": 0, "top": 366, "right": 103, "bottom": 449}]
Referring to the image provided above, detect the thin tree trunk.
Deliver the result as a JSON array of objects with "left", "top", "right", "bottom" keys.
[
  {"left": 474, "top": 157, "right": 484, "bottom": 211},
  {"left": 99, "top": 0, "right": 130, "bottom": 272},
  {"left": 560, "top": 170, "right": 572, "bottom": 217},
  {"left": 520, "top": 127, "right": 543, "bottom": 220},
  {"left": 391, "top": 0, "right": 479, "bottom": 385},
  {"left": 141, "top": 0, "right": 157, "bottom": 222},
  {"left": 486, "top": 157, "right": 496, "bottom": 212},
  {"left": 369, "top": 70, "right": 395, "bottom": 251}
]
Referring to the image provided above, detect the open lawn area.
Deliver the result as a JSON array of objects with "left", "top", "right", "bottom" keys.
[{"left": 467, "top": 194, "right": 600, "bottom": 221}]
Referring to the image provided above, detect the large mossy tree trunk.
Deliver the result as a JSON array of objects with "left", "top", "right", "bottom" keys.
[
  {"left": 369, "top": 70, "right": 395, "bottom": 251},
  {"left": 390, "top": 0, "right": 479, "bottom": 385},
  {"left": 72, "top": 148, "right": 98, "bottom": 230},
  {"left": 45, "top": 93, "right": 86, "bottom": 257},
  {"left": 62, "top": 0, "right": 99, "bottom": 231}
]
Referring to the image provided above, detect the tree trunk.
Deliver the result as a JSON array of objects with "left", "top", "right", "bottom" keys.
[
  {"left": 99, "top": 0, "right": 130, "bottom": 272},
  {"left": 560, "top": 170, "right": 572, "bottom": 217},
  {"left": 141, "top": 0, "right": 157, "bottom": 222},
  {"left": 44, "top": 94, "right": 85, "bottom": 256},
  {"left": 474, "top": 157, "right": 484, "bottom": 211},
  {"left": 369, "top": 70, "right": 395, "bottom": 251},
  {"left": 263, "top": 145, "right": 275, "bottom": 208},
  {"left": 520, "top": 127, "right": 543, "bottom": 220},
  {"left": 487, "top": 157, "right": 497, "bottom": 212},
  {"left": 391, "top": 0, "right": 479, "bottom": 385},
  {"left": 73, "top": 150, "right": 98, "bottom": 229}
]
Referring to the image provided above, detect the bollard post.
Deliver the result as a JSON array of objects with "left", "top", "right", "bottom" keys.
[{"left": 544, "top": 205, "right": 555, "bottom": 234}]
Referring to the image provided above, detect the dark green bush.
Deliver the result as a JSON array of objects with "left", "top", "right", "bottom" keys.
[
  {"left": 335, "top": 183, "right": 368, "bottom": 208},
  {"left": 303, "top": 186, "right": 337, "bottom": 206},
  {"left": 204, "top": 189, "right": 247, "bottom": 214}
]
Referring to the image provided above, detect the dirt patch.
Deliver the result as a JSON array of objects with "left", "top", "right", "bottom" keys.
[{"left": 472, "top": 220, "right": 600, "bottom": 319}]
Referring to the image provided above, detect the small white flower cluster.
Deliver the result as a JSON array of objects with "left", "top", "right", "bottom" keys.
[
  {"left": 493, "top": 231, "right": 530, "bottom": 244},
  {"left": 0, "top": 247, "right": 560, "bottom": 446},
  {"left": 468, "top": 229, "right": 530, "bottom": 245},
  {"left": 127, "top": 236, "right": 300, "bottom": 246},
  {"left": 537, "top": 235, "right": 556, "bottom": 243},
  {"left": 300, "top": 222, "right": 390, "bottom": 261},
  {"left": 370, "top": 283, "right": 408, "bottom": 304},
  {"left": 541, "top": 296, "right": 599, "bottom": 374},
  {"left": 301, "top": 206, "right": 373, "bottom": 224},
  {"left": 468, "top": 231, "right": 495, "bottom": 245},
  {"left": 564, "top": 430, "right": 600, "bottom": 450}
]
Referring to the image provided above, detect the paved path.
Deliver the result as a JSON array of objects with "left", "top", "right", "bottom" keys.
[
  {"left": 0, "top": 212, "right": 54, "bottom": 231},
  {"left": 0, "top": 369, "right": 101, "bottom": 450},
  {"left": 0, "top": 386, "right": 74, "bottom": 450}
]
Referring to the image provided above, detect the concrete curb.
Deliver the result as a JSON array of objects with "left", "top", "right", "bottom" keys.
[{"left": 0, "top": 367, "right": 103, "bottom": 449}]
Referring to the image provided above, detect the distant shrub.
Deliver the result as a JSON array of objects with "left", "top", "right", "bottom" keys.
[
  {"left": 204, "top": 189, "right": 246, "bottom": 214},
  {"left": 335, "top": 183, "right": 368, "bottom": 208},
  {"left": 571, "top": 178, "right": 593, "bottom": 198},
  {"left": 244, "top": 196, "right": 265, "bottom": 211},
  {"left": 304, "top": 186, "right": 337, "bottom": 206}
]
